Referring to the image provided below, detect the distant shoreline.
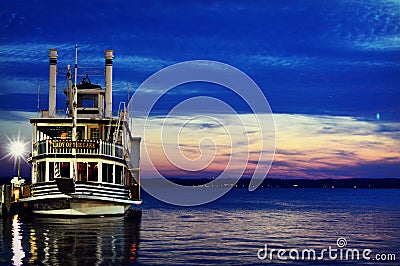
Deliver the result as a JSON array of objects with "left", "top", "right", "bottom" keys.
[
  {"left": 1, "top": 177, "right": 399, "bottom": 188},
  {"left": 150, "top": 177, "right": 400, "bottom": 189}
]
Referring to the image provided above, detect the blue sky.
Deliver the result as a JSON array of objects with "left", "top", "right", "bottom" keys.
[{"left": 0, "top": 0, "right": 399, "bottom": 179}]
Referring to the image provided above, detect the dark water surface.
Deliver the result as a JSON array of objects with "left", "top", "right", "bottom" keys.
[{"left": 1, "top": 188, "right": 399, "bottom": 265}]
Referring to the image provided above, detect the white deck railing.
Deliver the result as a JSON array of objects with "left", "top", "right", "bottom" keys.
[{"left": 34, "top": 139, "right": 123, "bottom": 159}]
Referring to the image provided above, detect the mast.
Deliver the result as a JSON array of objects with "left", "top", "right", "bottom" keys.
[
  {"left": 72, "top": 45, "right": 78, "bottom": 145},
  {"left": 66, "top": 65, "right": 73, "bottom": 116},
  {"left": 72, "top": 44, "right": 78, "bottom": 180}
]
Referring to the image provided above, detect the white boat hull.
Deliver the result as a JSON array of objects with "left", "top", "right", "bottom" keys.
[
  {"left": 19, "top": 183, "right": 141, "bottom": 216},
  {"left": 20, "top": 196, "right": 142, "bottom": 216}
]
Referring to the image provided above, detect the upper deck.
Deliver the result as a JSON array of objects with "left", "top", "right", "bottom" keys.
[{"left": 30, "top": 115, "right": 128, "bottom": 160}]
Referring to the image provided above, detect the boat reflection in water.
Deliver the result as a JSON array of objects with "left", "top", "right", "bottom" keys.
[{"left": 1, "top": 211, "right": 141, "bottom": 265}]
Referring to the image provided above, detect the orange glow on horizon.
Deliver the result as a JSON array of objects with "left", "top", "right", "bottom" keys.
[{"left": 138, "top": 114, "right": 400, "bottom": 179}]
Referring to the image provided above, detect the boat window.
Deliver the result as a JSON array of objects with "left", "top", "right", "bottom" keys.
[
  {"left": 37, "top": 162, "right": 45, "bottom": 183},
  {"left": 78, "top": 94, "right": 98, "bottom": 108},
  {"left": 77, "top": 127, "right": 85, "bottom": 139},
  {"left": 77, "top": 162, "right": 88, "bottom": 182},
  {"left": 38, "top": 126, "right": 69, "bottom": 140},
  {"left": 38, "top": 141, "right": 46, "bottom": 154},
  {"left": 115, "top": 165, "right": 123, "bottom": 184},
  {"left": 60, "top": 162, "right": 70, "bottom": 178},
  {"left": 90, "top": 127, "right": 100, "bottom": 140},
  {"left": 37, "top": 126, "right": 85, "bottom": 140},
  {"left": 49, "top": 162, "right": 57, "bottom": 181},
  {"left": 104, "top": 126, "right": 116, "bottom": 142},
  {"left": 48, "top": 162, "right": 69, "bottom": 181},
  {"left": 102, "top": 163, "right": 113, "bottom": 183},
  {"left": 88, "top": 162, "right": 98, "bottom": 182}
]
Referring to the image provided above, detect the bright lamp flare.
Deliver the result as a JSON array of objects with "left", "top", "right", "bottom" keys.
[
  {"left": 2, "top": 131, "right": 30, "bottom": 173},
  {"left": 10, "top": 140, "right": 26, "bottom": 157}
]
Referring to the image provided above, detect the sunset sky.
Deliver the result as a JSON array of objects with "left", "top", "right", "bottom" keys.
[{"left": 0, "top": 1, "right": 399, "bottom": 180}]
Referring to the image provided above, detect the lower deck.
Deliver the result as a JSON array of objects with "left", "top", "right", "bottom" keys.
[
  {"left": 21, "top": 197, "right": 141, "bottom": 216},
  {"left": 31, "top": 181, "right": 139, "bottom": 200},
  {"left": 18, "top": 182, "right": 141, "bottom": 216}
]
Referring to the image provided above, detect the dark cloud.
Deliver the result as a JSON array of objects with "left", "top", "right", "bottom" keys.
[{"left": 324, "top": 160, "right": 400, "bottom": 179}]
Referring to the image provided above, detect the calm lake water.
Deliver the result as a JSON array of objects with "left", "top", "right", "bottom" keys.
[{"left": 1, "top": 188, "right": 399, "bottom": 265}]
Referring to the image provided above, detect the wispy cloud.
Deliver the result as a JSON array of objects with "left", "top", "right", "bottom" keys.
[
  {"left": 0, "top": 43, "right": 97, "bottom": 63},
  {"left": 116, "top": 55, "right": 173, "bottom": 72},
  {"left": 0, "top": 42, "right": 173, "bottom": 73},
  {"left": 131, "top": 112, "right": 400, "bottom": 179},
  {"left": 353, "top": 35, "right": 400, "bottom": 51},
  {"left": 242, "top": 53, "right": 400, "bottom": 71},
  {"left": 272, "top": 113, "right": 400, "bottom": 178},
  {"left": 244, "top": 54, "right": 318, "bottom": 69}
]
